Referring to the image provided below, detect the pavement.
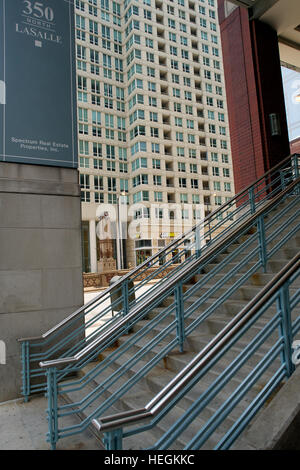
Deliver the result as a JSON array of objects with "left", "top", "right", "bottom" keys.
[
  {"left": 0, "top": 283, "right": 156, "bottom": 451},
  {"left": 0, "top": 396, "right": 103, "bottom": 451}
]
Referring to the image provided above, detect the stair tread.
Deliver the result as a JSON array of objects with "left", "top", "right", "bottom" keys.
[{"left": 48, "top": 201, "right": 299, "bottom": 450}]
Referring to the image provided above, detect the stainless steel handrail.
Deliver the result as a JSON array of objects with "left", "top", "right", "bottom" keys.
[
  {"left": 38, "top": 177, "right": 300, "bottom": 369},
  {"left": 18, "top": 154, "right": 296, "bottom": 343},
  {"left": 92, "top": 252, "right": 300, "bottom": 434}
]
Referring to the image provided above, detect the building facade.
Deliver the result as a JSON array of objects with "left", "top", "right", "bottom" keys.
[{"left": 75, "top": 0, "right": 235, "bottom": 272}]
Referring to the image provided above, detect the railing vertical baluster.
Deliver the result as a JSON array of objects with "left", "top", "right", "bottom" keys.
[
  {"left": 122, "top": 280, "right": 132, "bottom": 333},
  {"left": 257, "top": 215, "right": 267, "bottom": 273},
  {"left": 249, "top": 186, "right": 256, "bottom": 214},
  {"left": 175, "top": 282, "right": 185, "bottom": 353},
  {"left": 292, "top": 154, "right": 300, "bottom": 195},
  {"left": 292, "top": 154, "right": 299, "bottom": 179},
  {"left": 21, "top": 340, "right": 30, "bottom": 402},
  {"left": 277, "top": 283, "right": 295, "bottom": 378},
  {"left": 122, "top": 280, "right": 129, "bottom": 317},
  {"left": 104, "top": 429, "right": 123, "bottom": 450},
  {"left": 279, "top": 170, "right": 286, "bottom": 191},
  {"left": 195, "top": 227, "right": 201, "bottom": 259},
  {"left": 46, "top": 367, "right": 59, "bottom": 451}
]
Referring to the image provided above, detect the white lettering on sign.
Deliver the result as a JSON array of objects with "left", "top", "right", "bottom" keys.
[
  {"left": 22, "top": 1, "right": 55, "bottom": 22},
  {"left": 15, "top": 24, "right": 62, "bottom": 44},
  {"left": 16, "top": 1, "right": 63, "bottom": 47},
  {"left": 0, "top": 81, "right": 6, "bottom": 105}
]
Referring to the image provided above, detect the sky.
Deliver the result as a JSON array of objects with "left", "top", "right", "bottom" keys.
[{"left": 281, "top": 67, "right": 300, "bottom": 142}]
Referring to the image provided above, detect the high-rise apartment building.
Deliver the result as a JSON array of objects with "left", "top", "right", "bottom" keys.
[{"left": 75, "top": 0, "right": 235, "bottom": 272}]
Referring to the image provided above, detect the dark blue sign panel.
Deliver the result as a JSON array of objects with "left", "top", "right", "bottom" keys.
[{"left": 0, "top": 0, "right": 77, "bottom": 168}]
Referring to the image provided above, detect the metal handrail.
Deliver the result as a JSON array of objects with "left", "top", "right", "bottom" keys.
[
  {"left": 92, "top": 252, "right": 300, "bottom": 435},
  {"left": 18, "top": 153, "right": 297, "bottom": 343},
  {"left": 39, "top": 177, "right": 300, "bottom": 369}
]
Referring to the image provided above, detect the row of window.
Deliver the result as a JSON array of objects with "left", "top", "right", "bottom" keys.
[
  {"left": 80, "top": 147, "right": 229, "bottom": 164},
  {"left": 80, "top": 156, "right": 231, "bottom": 180},
  {"left": 81, "top": 190, "right": 230, "bottom": 212},
  {"left": 80, "top": 173, "right": 231, "bottom": 192},
  {"left": 79, "top": 140, "right": 231, "bottom": 162}
]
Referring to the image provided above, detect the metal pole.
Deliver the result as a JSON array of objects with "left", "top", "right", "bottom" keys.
[{"left": 116, "top": 197, "right": 122, "bottom": 270}]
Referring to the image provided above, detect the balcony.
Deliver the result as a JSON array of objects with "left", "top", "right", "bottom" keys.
[
  {"left": 162, "top": 115, "right": 171, "bottom": 125},
  {"left": 156, "top": 14, "right": 164, "bottom": 25},
  {"left": 167, "top": 193, "right": 176, "bottom": 203},
  {"left": 157, "top": 28, "right": 165, "bottom": 39},
  {"left": 155, "top": 0, "right": 163, "bottom": 10},
  {"left": 158, "top": 42, "right": 166, "bottom": 53}
]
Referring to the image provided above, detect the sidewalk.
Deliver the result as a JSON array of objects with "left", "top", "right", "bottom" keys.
[{"left": 0, "top": 396, "right": 102, "bottom": 450}]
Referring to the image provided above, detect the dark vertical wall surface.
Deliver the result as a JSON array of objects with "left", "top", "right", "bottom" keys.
[{"left": 218, "top": 0, "right": 290, "bottom": 193}]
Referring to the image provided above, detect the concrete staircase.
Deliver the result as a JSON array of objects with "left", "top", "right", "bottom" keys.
[{"left": 58, "top": 196, "right": 300, "bottom": 450}]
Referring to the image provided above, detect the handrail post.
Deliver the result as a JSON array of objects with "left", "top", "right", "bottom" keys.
[
  {"left": 175, "top": 282, "right": 185, "bottom": 353},
  {"left": 248, "top": 186, "right": 256, "bottom": 214},
  {"left": 122, "top": 280, "right": 129, "bottom": 317},
  {"left": 279, "top": 170, "right": 286, "bottom": 191},
  {"left": 257, "top": 215, "right": 267, "bottom": 273},
  {"left": 277, "top": 282, "right": 295, "bottom": 378},
  {"left": 122, "top": 280, "right": 132, "bottom": 334},
  {"left": 291, "top": 154, "right": 300, "bottom": 195},
  {"left": 21, "top": 340, "right": 30, "bottom": 402},
  {"left": 104, "top": 428, "right": 123, "bottom": 450},
  {"left": 46, "top": 367, "right": 59, "bottom": 450},
  {"left": 195, "top": 227, "right": 201, "bottom": 259}
]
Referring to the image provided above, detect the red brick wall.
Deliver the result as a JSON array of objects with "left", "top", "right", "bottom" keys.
[
  {"left": 218, "top": 2, "right": 264, "bottom": 194},
  {"left": 290, "top": 138, "right": 300, "bottom": 154},
  {"left": 218, "top": 1, "right": 290, "bottom": 194}
]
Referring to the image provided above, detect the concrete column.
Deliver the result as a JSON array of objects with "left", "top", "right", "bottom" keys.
[
  {"left": 0, "top": 162, "right": 84, "bottom": 401},
  {"left": 89, "top": 219, "right": 97, "bottom": 273}
]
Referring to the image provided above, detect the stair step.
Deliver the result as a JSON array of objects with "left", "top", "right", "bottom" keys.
[{"left": 53, "top": 202, "right": 299, "bottom": 450}]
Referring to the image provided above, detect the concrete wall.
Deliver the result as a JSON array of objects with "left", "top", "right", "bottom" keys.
[{"left": 0, "top": 162, "right": 84, "bottom": 402}]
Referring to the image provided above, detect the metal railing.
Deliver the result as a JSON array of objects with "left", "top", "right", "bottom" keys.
[
  {"left": 41, "top": 176, "right": 299, "bottom": 449},
  {"left": 18, "top": 154, "right": 299, "bottom": 402},
  {"left": 92, "top": 254, "right": 300, "bottom": 450}
]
